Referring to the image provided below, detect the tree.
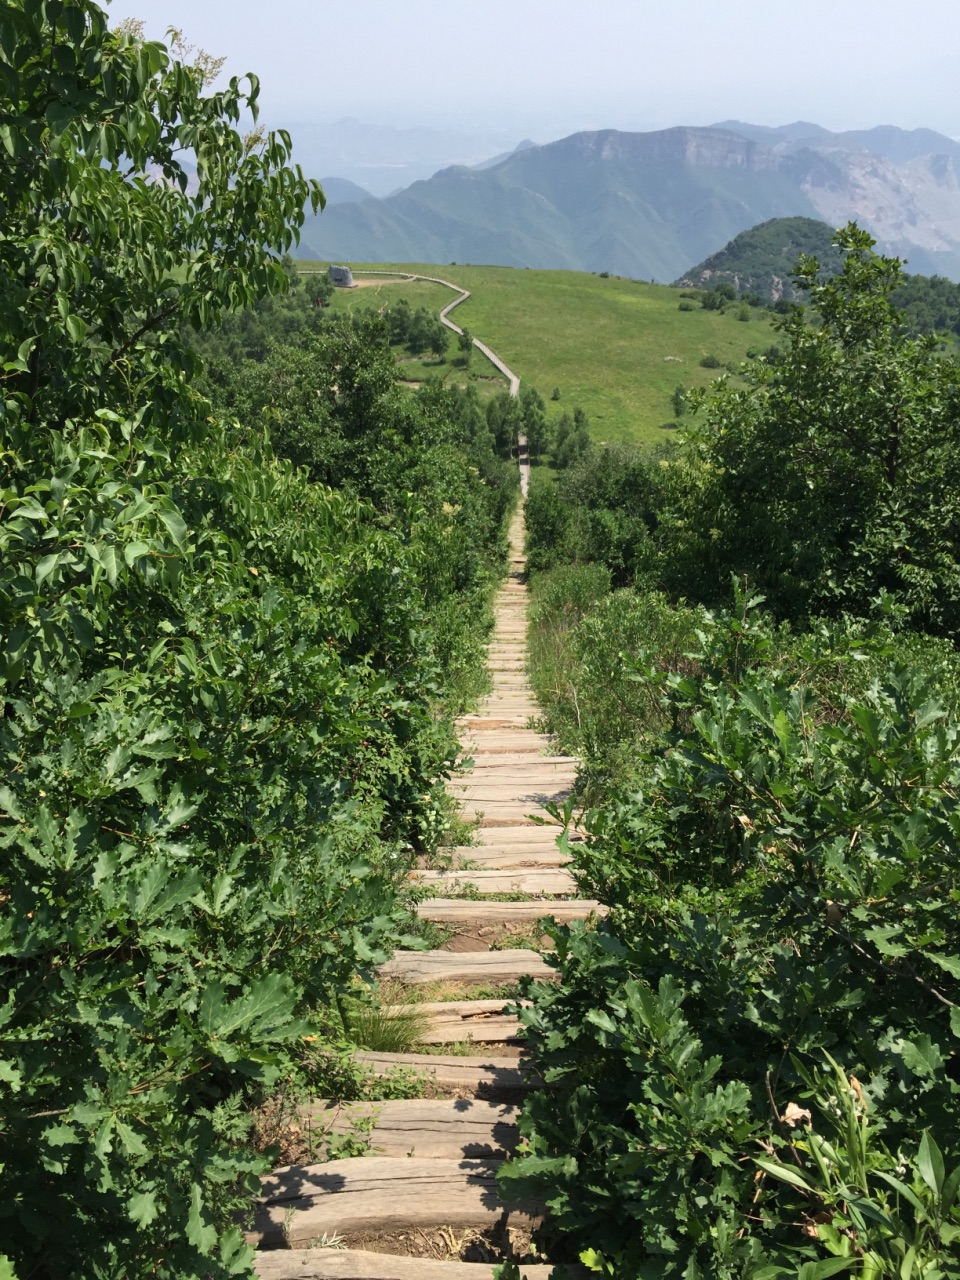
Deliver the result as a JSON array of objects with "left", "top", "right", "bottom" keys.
[
  {"left": 682, "top": 224, "right": 960, "bottom": 635},
  {"left": 520, "top": 385, "right": 551, "bottom": 461},
  {"left": 0, "top": 4, "right": 322, "bottom": 440},
  {"left": 457, "top": 326, "right": 474, "bottom": 367},
  {"left": 0, "top": 8, "right": 363, "bottom": 1279}
]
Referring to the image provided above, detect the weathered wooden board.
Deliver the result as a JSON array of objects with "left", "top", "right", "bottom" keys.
[
  {"left": 453, "top": 788, "right": 573, "bottom": 808},
  {"left": 472, "top": 825, "right": 567, "bottom": 845},
  {"left": 458, "top": 733, "right": 554, "bottom": 751},
  {"left": 445, "top": 847, "right": 571, "bottom": 870},
  {"left": 417, "top": 899, "right": 604, "bottom": 924},
  {"left": 465, "top": 752, "right": 578, "bottom": 762},
  {"left": 379, "top": 949, "right": 554, "bottom": 985},
  {"left": 465, "top": 755, "right": 578, "bottom": 768},
  {"left": 255, "top": 1249, "right": 565, "bottom": 1279},
  {"left": 457, "top": 717, "right": 532, "bottom": 730},
  {"left": 302, "top": 1098, "right": 520, "bottom": 1158},
  {"left": 395, "top": 999, "right": 524, "bottom": 1045},
  {"left": 251, "top": 1157, "right": 542, "bottom": 1246},
  {"left": 415, "top": 868, "right": 577, "bottom": 895},
  {"left": 353, "top": 1050, "right": 538, "bottom": 1096}
]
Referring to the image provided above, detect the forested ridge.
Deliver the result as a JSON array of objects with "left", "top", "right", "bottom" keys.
[{"left": 3, "top": 5, "right": 960, "bottom": 1280}]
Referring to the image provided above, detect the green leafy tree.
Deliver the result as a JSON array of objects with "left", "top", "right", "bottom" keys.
[
  {"left": 0, "top": 8, "right": 474, "bottom": 1280},
  {"left": 681, "top": 224, "right": 960, "bottom": 635},
  {"left": 0, "top": 3, "right": 322, "bottom": 435},
  {"left": 520, "top": 385, "right": 551, "bottom": 461},
  {"left": 457, "top": 326, "right": 474, "bottom": 366}
]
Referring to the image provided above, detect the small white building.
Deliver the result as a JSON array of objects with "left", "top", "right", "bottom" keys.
[{"left": 328, "top": 264, "right": 355, "bottom": 288}]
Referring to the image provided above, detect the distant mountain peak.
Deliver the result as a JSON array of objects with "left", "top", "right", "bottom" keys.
[{"left": 302, "top": 121, "right": 960, "bottom": 284}]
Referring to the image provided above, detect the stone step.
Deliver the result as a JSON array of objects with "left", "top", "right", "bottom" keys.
[
  {"left": 379, "top": 949, "right": 554, "bottom": 986},
  {"left": 252, "top": 1156, "right": 542, "bottom": 1247},
  {"left": 256, "top": 1250, "right": 562, "bottom": 1279},
  {"left": 303, "top": 1098, "right": 520, "bottom": 1158},
  {"left": 415, "top": 868, "right": 577, "bottom": 895},
  {"left": 417, "top": 899, "right": 603, "bottom": 926}
]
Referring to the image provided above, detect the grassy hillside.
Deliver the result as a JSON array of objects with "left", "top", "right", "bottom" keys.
[
  {"left": 298, "top": 262, "right": 776, "bottom": 446},
  {"left": 299, "top": 271, "right": 510, "bottom": 392}
]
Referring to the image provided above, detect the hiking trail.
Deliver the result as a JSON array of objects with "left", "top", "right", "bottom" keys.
[{"left": 252, "top": 312, "right": 591, "bottom": 1279}]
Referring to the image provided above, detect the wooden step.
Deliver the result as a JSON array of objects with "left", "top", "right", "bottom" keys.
[
  {"left": 458, "top": 721, "right": 535, "bottom": 732},
  {"left": 451, "top": 763, "right": 575, "bottom": 781},
  {"left": 303, "top": 1098, "right": 520, "bottom": 1157},
  {"left": 379, "top": 950, "right": 554, "bottom": 985},
  {"left": 417, "top": 899, "right": 603, "bottom": 925},
  {"left": 458, "top": 734, "right": 554, "bottom": 751},
  {"left": 463, "top": 754, "right": 577, "bottom": 769},
  {"left": 381, "top": 1000, "right": 523, "bottom": 1045},
  {"left": 255, "top": 1250, "right": 563, "bottom": 1279},
  {"left": 445, "top": 847, "right": 571, "bottom": 870},
  {"left": 353, "top": 1050, "right": 538, "bottom": 1098},
  {"left": 452, "top": 785, "right": 573, "bottom": 805},
  {"left": 472, "top": 824, "right": 569, "bottom": 844},
  {"left": 468, "top": 812, "right": 551, "bottom": 829},
  {"left": 252, "top": 1156, "right": 543, "bottom": 1246},
  {"left": 415, "top": 868, "right": 576, "bottom": 895},
  {"left": 463, "top": 757, "right": 577, "bottom": 772}
]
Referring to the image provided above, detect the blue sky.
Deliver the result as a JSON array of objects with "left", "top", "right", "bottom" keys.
[{"left": 111, "top": 0, "right": 960, "bottom": 140}]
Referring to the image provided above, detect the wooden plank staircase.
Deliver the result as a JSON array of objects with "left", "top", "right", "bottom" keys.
[{"left": 253, "top": 469, "right": 588, "bottom": 1277}]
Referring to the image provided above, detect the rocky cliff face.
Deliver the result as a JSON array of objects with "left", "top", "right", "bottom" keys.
[{"left": 535, "top": 126, "right": 781, "bottom": 171}]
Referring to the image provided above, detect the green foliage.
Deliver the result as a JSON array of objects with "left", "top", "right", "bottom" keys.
[
  {"left": 0, "top": 1, "right": 322, "bottom": 435},
  {"left": 525, "top": 442, "right": 661, "bottom": 585},
  {"left": 893, "top": 273, "right": 960, "bottom": 340},
  {"left": 528, "top": 583, "right": 697, "bottom": 797},
  {"left": 679, "top": 225, "right": 960, "bottom": 637},
  {"left": 504, "top": 603, "right": 960, "bottom": 1277},
  {"left": 553, "top": 407, "right": 592, "bottom": 470},
  {"left": 678, "top": 217, "right": 843, "bottom": 302},
  {"left": 0, "top": 6, "right": 511, "bottom": 1276}
]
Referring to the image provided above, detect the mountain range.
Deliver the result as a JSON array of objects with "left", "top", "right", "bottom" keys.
[{"left": 299, "top": 121, "right": 960, "bottom": 283}]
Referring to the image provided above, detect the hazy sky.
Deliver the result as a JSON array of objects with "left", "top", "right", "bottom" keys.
[{"left": 112, "top": 0, "right": 960, "bottom": 140}]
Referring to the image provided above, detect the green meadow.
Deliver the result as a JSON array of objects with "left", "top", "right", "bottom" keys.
[{"left": 297, "top": 261, "right": 777, "bottom": 447}]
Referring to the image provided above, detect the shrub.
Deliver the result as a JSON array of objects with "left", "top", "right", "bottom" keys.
[{"left": 504, "top": 603, "right": 960, "bottom": 1276}]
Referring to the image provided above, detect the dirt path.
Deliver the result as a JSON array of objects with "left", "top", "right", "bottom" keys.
[{"left": 251, "top": 445, "right": 593, "bottom": 1275}]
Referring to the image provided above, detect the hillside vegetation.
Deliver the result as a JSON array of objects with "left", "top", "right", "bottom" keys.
[
  {"left": 301, "top": 261, "right": 776, "bottom": 446},
  {"left": 0, "top": 10, "right": 515, "bottom": 1278},
  {"left": 506, "top": 225, "right": 960, "bottom": 1278},
  {"left": 681, "top": 217, "right": 960, "bottom": 338}
]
